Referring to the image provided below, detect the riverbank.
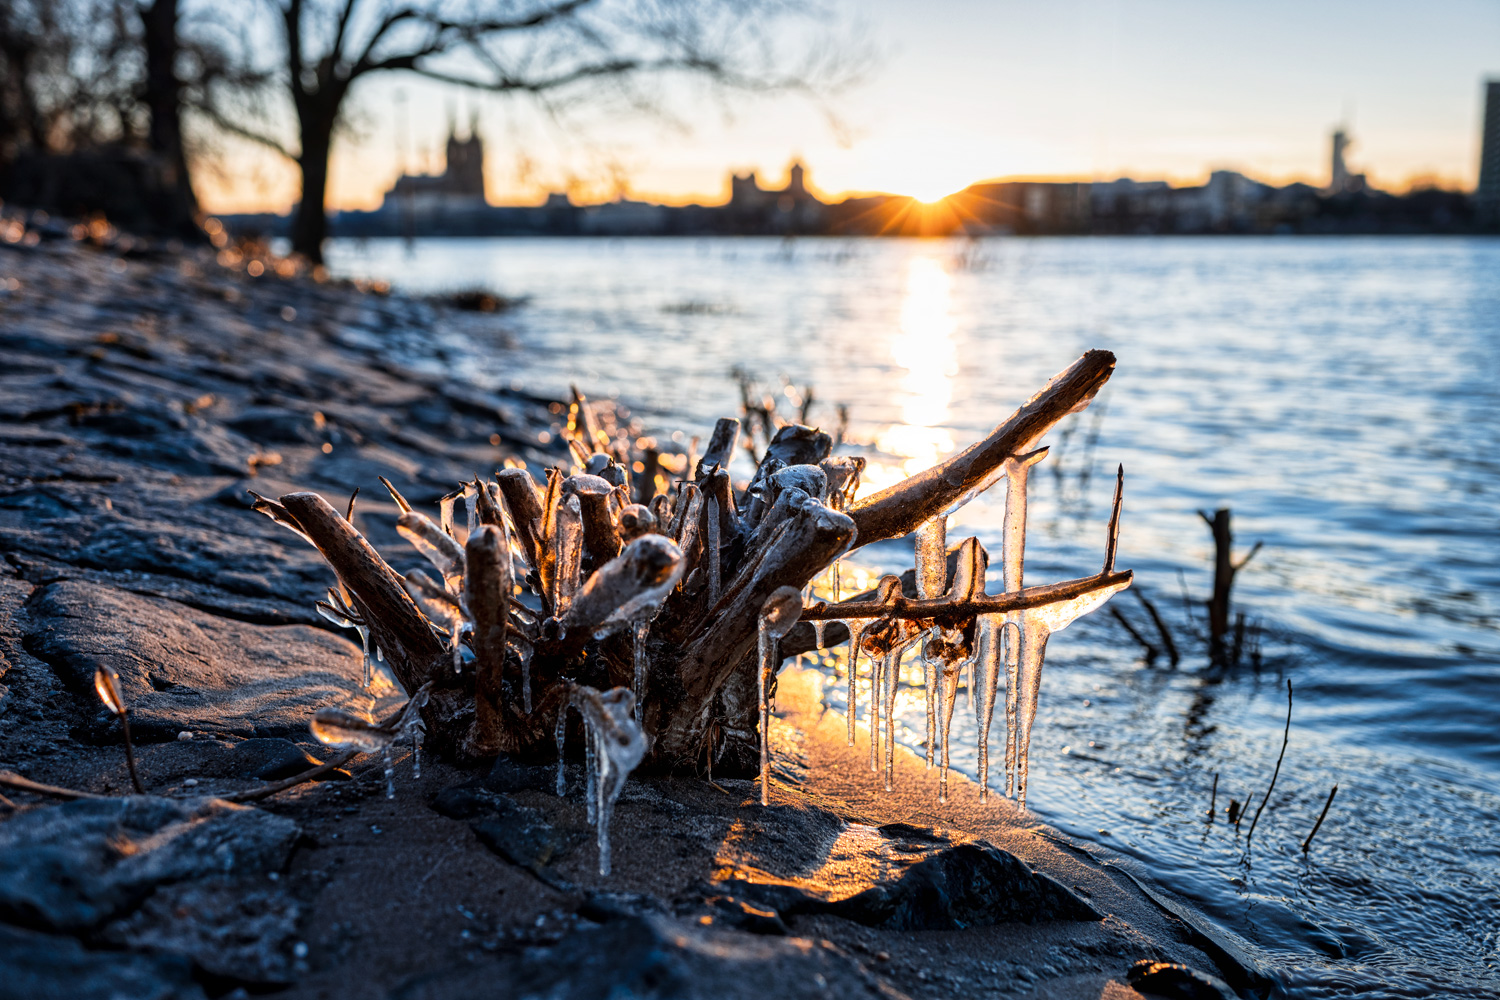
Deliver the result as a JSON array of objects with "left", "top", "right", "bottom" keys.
[{"left": 0, "top": 230, "right": 1258, "bottom": 999}]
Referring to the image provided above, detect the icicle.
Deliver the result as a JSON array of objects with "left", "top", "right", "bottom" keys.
[
  {"left": 813, "top": 620, "right": 826, "bottom": 651},
  {"left": 632, "top": 618, "right": 650, "bottom": 726},
  {"left": 1011, "top": 579, "right": 1132, "bottom": 806},
  {"left": 1014, "top": 617, "right": 1049, "bottom": 808},
  {"left": 554, "top": 706, "right": 568, "bottom": 796},
  {"left": 464, "top": 483, "right": 478, "bottom": 536},
  {"left": 584, "top": 716, "right": 598, "bottom": 826},
  {"left": 316, "top": 593, "right": 376, "bottom": 688},
  {"left": 1005, "top": 614, "right": 1021, "bottom": 797},
  {"left": 356, "top": 626, "right": 373, "bottom": 686},
  {"left": 568, "top": 685, "right": 647, "bottom": 876},
  {"left": 844, "top": 620, "right": 865, "bottom": 747},
  {"left": 758, "top": 588, "right": 805, "bottom": 806},
  {"left": 381, "top": 746, "right": 395, "bottom": 798},
  {"left": 883, "top": 648, "right": 899, "bottom": 792},
  {"left": 869, "top": 645, "right": 883, "bottom": 772},
  {"left": 938, "top": 656, "right": 962, "bottom": 804},
  {"left": 1000, "top": 448, "right": 1044, "bottom": 797},
  {"left": 705, "top": 495, "right": 721, "bottom": 604},
  {"left": 515, "top": 640, "right": 535, "bottom": 714},
  {"left": 411, "top": 723, "right": 422, "bottom": 779},
  {"left": 974, "top": 614, "right": 1013, "bottom": 803},
  {"left": 924, "top": 644, "right": 937, "bottom": 769}
]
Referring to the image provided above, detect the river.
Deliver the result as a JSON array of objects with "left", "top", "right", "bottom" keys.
[{"left": 323, "top": 234, "right": 1500, "bottom": 1000}]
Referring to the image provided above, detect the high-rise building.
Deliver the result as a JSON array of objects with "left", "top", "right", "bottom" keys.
[
  {"left": 1479, "top": 80, "right": 1500, "bottom": 227},
  {"left": 1329, "top": 128, "right": 1351, "bottom": 193}
]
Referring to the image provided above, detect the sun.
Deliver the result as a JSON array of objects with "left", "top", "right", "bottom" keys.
[{"left": 908, "top": 184, "right": 954, "bottom": 206}]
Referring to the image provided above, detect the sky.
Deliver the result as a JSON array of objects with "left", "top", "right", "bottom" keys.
[{"left": 198, "top": 0, "right": 1500, "bottom": 214}]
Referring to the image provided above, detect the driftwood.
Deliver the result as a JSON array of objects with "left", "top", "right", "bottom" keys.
[{"left": 258, "top": 350, "right": 1133, "bottom": 791}]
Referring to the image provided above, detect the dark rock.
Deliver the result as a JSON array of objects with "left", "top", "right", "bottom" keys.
[
  {"left": 0, "top": 923, "right": 206, "bottom": 1000},
  {"left": 0, "top": 795, "right": 299, "bottom": 933},
  {"left": 101, "top": 877, "right": 301, "bottom": 984},
  {"left": 226, "top": 406, "right": 328, "bottom": 445},
  {"left": 837, "top": 841, "right": 1101, "bottom": 929},
  {"left": 718, "top": 821, "right": 1099, "bottom": 931},
  {"left": 391, "top": 914, "right": 902, "bottom": 1000},
  {"left": 227, "top": 737, "right": 329, "bottom": 780},
  {"left": 84, "top": 409, "right": 256, "bottom": 477},
  {"left": 25, "top": 581, "right": 364, "bottom": 741},
  {"left": 484, "top": 753, "right": 557, "bottom": 793},
  {"left": 1126, "top": 960, "right": 1237, "bottom": 1000},
  {"left": 431, "top": 785, "right": 580, "bottom": 881}
]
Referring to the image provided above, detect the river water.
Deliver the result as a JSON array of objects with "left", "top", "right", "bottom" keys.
[{"left": 324, "top": 235, "right": 1500, "bottom": 999}]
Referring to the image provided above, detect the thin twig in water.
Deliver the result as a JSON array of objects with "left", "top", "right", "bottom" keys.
[
  {"left": 1109, "top": 605, "right": 1158, "bottom": 662},
  {"left": 1208, "top": 772, "right": 1218, "bottom": 821},
  {"left": 1245, "top": 679, "right": 1293, "bottom": 845},
  {"left": 1176, "top": 567, "right": 1202, "bottom": 636},
  {"left": 1302, "top": 783, "right": 1338, "bottom": 854},
  {"left": 1133, "top": 588, "right": 1179, "bottom": 665},
  {"left": 0, "top": 770, "right": 107, "bottom": 800},
  {"left": 0, "top": 791, "right": 15, "bottom": 810}
]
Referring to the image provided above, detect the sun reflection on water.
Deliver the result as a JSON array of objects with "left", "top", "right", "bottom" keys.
[{"left": 862, "top": 256, "right": 958, "bottom": 497}]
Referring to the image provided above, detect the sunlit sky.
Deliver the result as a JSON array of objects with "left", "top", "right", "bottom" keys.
[{"left": 200, "top": 0, "right": 1500, "bottom": 214}]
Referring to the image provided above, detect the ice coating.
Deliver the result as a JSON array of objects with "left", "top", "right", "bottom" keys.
[
  {"left": 914, "top": 516, "right": 948, "bottom": 600},
  {"left": 397, "top": 510, "right": 466, "bottom": 592},
  {"left": 93, "top": 663, "right": 126, "bottom": 716},
  {"left": 552, "top": 494, "right": 584, "bottom": 616},
  {"left": 311, "top": 686, "right": 430, "bottom": 800},
  {"left": 758, "top": 587, "right": 805, "bottom": 804},
  {"left": 402, "top": 570, "right": 468, "bottom": 672}
]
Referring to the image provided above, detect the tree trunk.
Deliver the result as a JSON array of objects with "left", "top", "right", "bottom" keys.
[
  {"left": 139, "top": 0, "right": 201, "bottom": 239},
  {"left": 291, "top": 106, "right": 335, "bottom": 263}
]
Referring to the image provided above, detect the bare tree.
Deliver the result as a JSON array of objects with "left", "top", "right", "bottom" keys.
[{"left": 195, "top": 0, "right": 853, "bottom": 263}]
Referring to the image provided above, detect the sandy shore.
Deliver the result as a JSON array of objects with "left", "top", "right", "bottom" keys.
[{"left": 0, "top": 228, "right": 1264, "bottom": 999}]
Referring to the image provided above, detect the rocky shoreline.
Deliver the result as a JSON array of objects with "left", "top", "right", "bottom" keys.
[{"left": 0, "top": 231, "right": 1263, "bottom": 999}]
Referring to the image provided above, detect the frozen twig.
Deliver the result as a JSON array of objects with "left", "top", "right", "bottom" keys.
[
  {"left": 1245, "top": 679, "right": 1293, "bottom": 845},
  {"left": 1301, "top": 783, "right": 1338, "bottom": 854}
]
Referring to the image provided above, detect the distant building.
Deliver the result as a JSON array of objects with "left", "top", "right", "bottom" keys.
[
  {"left": 727, "top": 160, "right": 826, "bottom": 232},
  {"left": 1479, "top": 80, "right": 1500, "bottom": 227},
  {"left": 1327, "top": 127, "right": 1366, "bottom": 194},
  {"left": 381, "top": 118, "right": 488, "bottom": 221}
]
